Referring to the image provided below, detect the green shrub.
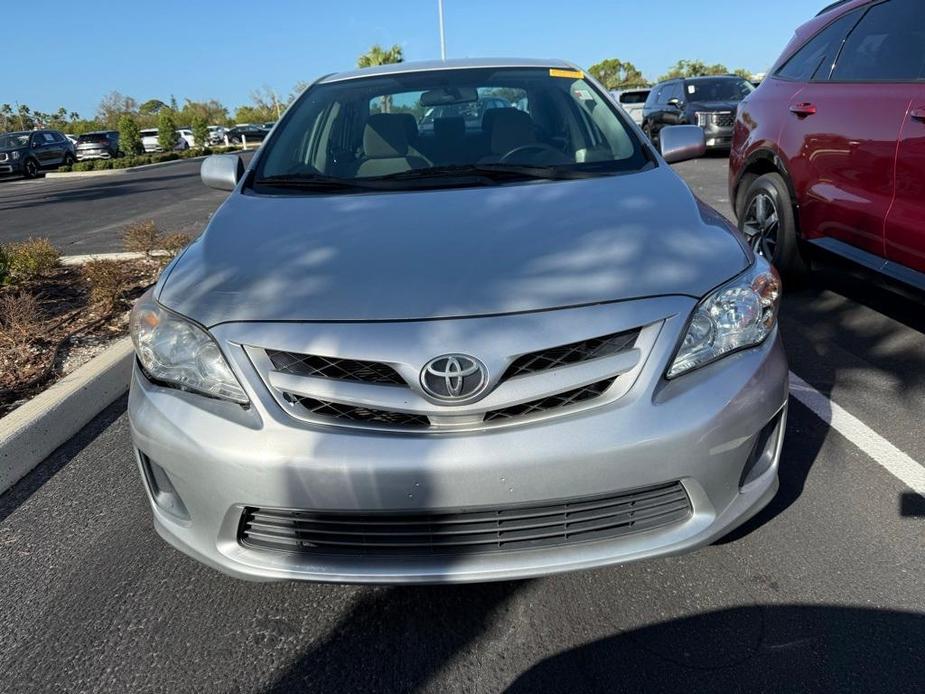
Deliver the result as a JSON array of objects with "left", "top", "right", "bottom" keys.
[
  {"left": 58, "top": 165, "right": 73, "bottom": 173},
  {"left": 93, "top": 159, "right": 114, "bottom": 170},
  {"left": 5, "top": 238, "right": 60, "bottom": 280},
  {"left": 72, "top": 161, "right": 94, "bottom": 172},
  {"left": 118, "top": 114, "right": 143, "bottom": 156},
  {"left": 191, "top": 115, "right": 209, "bottom": 150},
  {"left": 157, "top": 109, "right": 178, "bottom": 152}
]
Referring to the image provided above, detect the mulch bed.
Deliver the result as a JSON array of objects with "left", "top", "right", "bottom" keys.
[{"left": 0, "top": 261, "right": 159, "bottom": 417}]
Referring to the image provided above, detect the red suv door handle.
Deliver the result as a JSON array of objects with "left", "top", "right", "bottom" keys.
[
  {"left": 911, "top": 108, "right": 925, "bottom": 121},
  {"left": 789, "top": 102, "right": 817, "bottom": 117}
]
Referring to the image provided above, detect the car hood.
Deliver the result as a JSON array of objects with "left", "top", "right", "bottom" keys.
[
  {"left": 0, "top": 146, "right": 25, "bottom": 154},
  {"left": 158, "top": 165, "right": 749, "bottom": 325}
]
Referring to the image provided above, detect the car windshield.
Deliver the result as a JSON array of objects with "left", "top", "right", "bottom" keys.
[
  {"left": 254, "top": 66, "right": 649, "bottom": 191},
  {"left": 0, "top": 133, "right": 30, "bottom": 149},
  {"left": 140, "top": 130, "right": 158, "bottom": 137},
  {"left": 684, "top": 78, "right": 754, "bottom": 102}
]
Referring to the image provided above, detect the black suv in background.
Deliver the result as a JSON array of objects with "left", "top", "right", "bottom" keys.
[
  {"left": 642, "top": 75, "right": 754, "bottom": 150},
  {"left": 75, "top": 131, "right": 120, "bottom": 160},
  {"left": 0, "top": 130, "right": 75, "bottom": 178}
]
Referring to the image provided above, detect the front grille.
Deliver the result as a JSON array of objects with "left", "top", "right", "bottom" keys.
[
  {"left": 712, "top": 112, "right": 735, "bottom": 128},
  {"left": 238, "top": 481, "right": 692, "bottom": 556},
  {"left": 484, "top": 378, "right": 615, "bottom": 422},
  {"left": 285, "top": 394, "right": 430, "bottom": 428},
  {"left": 267, "top": 349, "right": 404, "bottom": 385},
  {"left": 501, "top": 329, "right": 639, "bottom": 381}
]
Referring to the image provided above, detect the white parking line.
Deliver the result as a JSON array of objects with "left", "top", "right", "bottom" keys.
[{"left": 789, "top": 371, "right": 925, "bottom": 496}]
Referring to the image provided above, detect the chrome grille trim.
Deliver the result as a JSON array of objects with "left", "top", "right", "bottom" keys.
[{"left": 238, "top": 314, "right": 665, "bottom": 433}]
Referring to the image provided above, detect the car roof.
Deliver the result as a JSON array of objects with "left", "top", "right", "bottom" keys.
[
  {"left": 318, "top": 57, "right": 578, "bottom": 84},
  {"left": 771, "top": 0, "right": 870, "bottom": 73}
]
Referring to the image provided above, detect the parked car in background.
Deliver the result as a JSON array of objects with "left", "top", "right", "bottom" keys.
[
  {"left": 177, "top": 129, "right": 196, "bottom": 148},
  {"left": 64, "top": 133, "right": 79, "bottom": 145},
  {"left": 207, "top": 125, "right": 226, "bottom": 144},
  {"left": 75, "top": 131, "right": 120, "bottom": 160},
  {"left": 730, "top": 0, "right": 925, "bottom": 290},
  {"left": 140, "top": 128, "right": 160, "bottom": 153},
  {"left": 0, "top": 129, "right": 75, "bottom": 178},
  {"left": 128, "top": 58, "right": 787, "bottom": 584},
  {"left": 610, "top": 88, "right": 651, "bottom": 125},
  {"left": 225, "top": 124, "right": 269, "bottom": 144},
  {"left": 643, "top": 75, "right": 754, "bottom": 149},
  {"left": 140, "top": 128, "right": 188, "bottom": 153}
]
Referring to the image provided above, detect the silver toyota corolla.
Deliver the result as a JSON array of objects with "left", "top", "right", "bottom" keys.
[{"left": 128, "top": 58, "right": 788, "bottom": 584}]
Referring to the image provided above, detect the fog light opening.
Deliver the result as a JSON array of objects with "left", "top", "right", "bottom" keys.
[
  {"left": 139, "top": 453, "right": 190, "bottom": 520},
  {"left": 739, "top": 409, "right": 785, "bottom": 489}
]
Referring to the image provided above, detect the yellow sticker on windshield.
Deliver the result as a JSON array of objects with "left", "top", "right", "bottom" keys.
[{"left": 549, "top": 68, "right": 584, "bottom": 79}]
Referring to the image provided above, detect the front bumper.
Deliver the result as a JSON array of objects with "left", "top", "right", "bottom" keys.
[{"left": 128, "top": 305, "right": 789, "bottom": 584}]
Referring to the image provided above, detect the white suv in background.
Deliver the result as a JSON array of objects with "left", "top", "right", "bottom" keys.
[{"left": 611, "top": 88, "right": 651, "bottom": 125}]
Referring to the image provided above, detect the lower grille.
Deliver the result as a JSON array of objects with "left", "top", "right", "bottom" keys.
[
  {"left": 711, "top": 112, "right": 735, "bottom": 128},
  {"left": 483, "top": 378, "right": 615, "bottom": 422},
  {"left": 238, "top": 482, "right": 692, "bottom": 557},
  {"left": 285, "top": 394, "right": 430, "bottom": 428}
]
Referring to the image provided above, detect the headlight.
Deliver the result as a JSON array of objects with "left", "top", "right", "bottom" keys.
[
  {"left": 130, "top": 289, "right": 248, "bottom": 403},
  {"left": 667, "top": 257, "right": 781, "bottom": 379}
]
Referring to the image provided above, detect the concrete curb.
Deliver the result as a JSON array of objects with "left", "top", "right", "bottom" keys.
[
  {"left": 60, "top": 251, "right": 169, "bottom": 266},
  {"left": 0, "top": 337, "right": 134, "bottom": 495},
  {"left": 44, "top": 155, "right": 211, "bottom": 179}
]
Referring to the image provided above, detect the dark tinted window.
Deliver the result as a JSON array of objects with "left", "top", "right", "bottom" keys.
[
  {"left": 831, "top": 0, "right": 925, "bottom": 81},
  {"left": 775, "top": 9, "right": 862, "bottom": 81},
  {"left": 619, "top": 91, "right": 649, "bottom": 104},
  {"left": 665, "top": 82, "right": 685, "bottom": 103}
]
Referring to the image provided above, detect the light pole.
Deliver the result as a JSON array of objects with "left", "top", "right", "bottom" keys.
[{"left": 438, "top": 0, "right": 446, "bottom": 60}]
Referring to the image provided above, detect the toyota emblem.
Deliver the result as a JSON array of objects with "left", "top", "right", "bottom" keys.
[{"left": 420, "top": 354, "right": 488, "bottom": 401}]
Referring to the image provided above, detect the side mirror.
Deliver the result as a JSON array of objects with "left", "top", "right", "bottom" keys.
[
  {"left": 201, "top": 154, "right": 244, "bottom": 191},
  {"left": 659, "top": 125, "right": 706, "bottom": 164},
  {"left": 667, "top": 98, "right": 683, "bottom": 109}
]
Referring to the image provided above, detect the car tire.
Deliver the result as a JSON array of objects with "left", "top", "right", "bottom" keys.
[
  {"left": 63, "top": 153, "right": 75, "bottom": 166},
  {"left": 23, "top": 157, "right": 40, "bottom": 179},
  {"left": 738, "top": 172, "right": 809, "bottom": 282}
]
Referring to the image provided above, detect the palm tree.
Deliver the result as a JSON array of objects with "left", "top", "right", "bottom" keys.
[
  {"left": 357, "top": 44, "right": 404, "bottom": 69},
  {"left": 357, "top": 44, "right": 404, "bottom": 113}
]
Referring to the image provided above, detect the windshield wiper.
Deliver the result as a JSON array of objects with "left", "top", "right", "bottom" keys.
[
  {"left": 253, "top": 174, "right": 386, "bottom": 191},
  {"left": 375, "top": 163, "right": 619, "bottom": 183}
]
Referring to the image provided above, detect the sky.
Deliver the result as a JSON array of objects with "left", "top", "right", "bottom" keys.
[{"left": 10, "top": 0, "right": 820, "bottom": 118}]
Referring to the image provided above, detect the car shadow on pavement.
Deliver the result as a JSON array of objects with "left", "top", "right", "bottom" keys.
[
  {"left": 900, "top": 492, "right": 925, "bottom": 518},
  {"left": 0, "top": 395, "right": 127, "bottom": 524},
  {"left": 505, "top": 605, "right": 925, "bottom": 693},
  {"left": 265, "top": 581, "right": 524, "bottom": 693}
]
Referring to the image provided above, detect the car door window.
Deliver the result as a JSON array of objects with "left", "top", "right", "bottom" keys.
[
  {"left": 775, "top": 8, "right": 864, "bottom": 81},
  {"left": 43, "top": 133, "right": 56, "bottom": 144},
  {"left": 830, "top": 0, "right": 925, "bottom": 81}
]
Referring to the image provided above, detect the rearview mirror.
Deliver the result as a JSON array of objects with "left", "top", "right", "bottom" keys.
[
  {"left": 659, "top": 125, "right": 706, "bottom": 164},
  {"left": 201, "top": 154, "right": 244, "bottom": 191},
  {"left": 420, "top": 86, "right": 479, "bottom": 107},
  {"left": 667, "top": 98, "right": 683, "bottom": 108}
]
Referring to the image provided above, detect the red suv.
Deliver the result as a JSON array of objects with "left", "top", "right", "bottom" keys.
[{"left": 730, "top": 0, "right": 925, "bottom": 289}]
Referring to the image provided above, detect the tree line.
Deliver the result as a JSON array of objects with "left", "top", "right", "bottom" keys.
[{"left": 587, "top": 58, "right": 754, "bottom": 90}]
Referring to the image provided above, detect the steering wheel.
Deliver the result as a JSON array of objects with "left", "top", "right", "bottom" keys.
[{"left": 498, "top": 143, "right": 563, "bottom": 164}]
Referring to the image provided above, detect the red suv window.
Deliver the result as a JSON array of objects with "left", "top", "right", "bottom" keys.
[{"left": 775, "top": 9, "right": 862, "bottom": 82}]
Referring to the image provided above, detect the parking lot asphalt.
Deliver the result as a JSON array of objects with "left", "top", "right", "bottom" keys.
[
  {"left": 1, "top": 156, "right": 923, "bottom": 693},
  {"left": 0, "top": 159, "right": 231, "bottom": 255}
]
